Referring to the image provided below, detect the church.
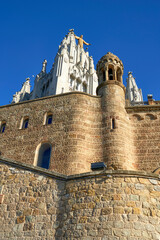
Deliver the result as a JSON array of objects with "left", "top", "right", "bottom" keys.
[{"left": 0, "top": 30, "right": 159, "bottom": 240}]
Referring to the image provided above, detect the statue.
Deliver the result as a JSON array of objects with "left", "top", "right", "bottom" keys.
[
  {"left": 74, "top": 34, "right": 91, "bottom": 49},
  {"left": 42, "top": 59, "right": 47, "bottom": 73}
]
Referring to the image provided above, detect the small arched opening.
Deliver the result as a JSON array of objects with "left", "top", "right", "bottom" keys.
[
  {"left": 102, "top": 69, "right": 105, "bottom": 81},
  {"left": 0, "top": 121, "right": 6, "bottom": 133},
  {"left": 46, "top": 114, "right": 52, "bottom": 125},
  {"left": 108, "top": 68, "right": 113, "bottom": 80},
  {"left": 43, "top": 112, "right": 53, "bottom": 125},
  {"left": 20, "top": 117, "right": 29, "bottom": 129},
  {"left": 117, "top": 68, "right": 122, "bottom": 82},
  {"left": 23, "top": 118, "right": 29, "bottom": 129},
  {"left": 34, "top": 143, "right": 52, "bottom": 169}
]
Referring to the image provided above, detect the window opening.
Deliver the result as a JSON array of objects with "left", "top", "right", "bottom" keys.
[
  {"left": 36, "top": 143, "right": 52, "bottom": 169},
  {"left": 23, "top": 119, "right": 29, "bottom": 129},
  {"left": 117, "top": 68, "right": 121, "bottom": 82},
  {"left": 0, "top": 123, "right": 6, "bottom": 133},
  {"left": 41, "top": 147, "right": 51, "bottom": 169},
  {"left": 47, "top": 115, "right": 52, "bottom": 125},
  {"left": 103, "top": 70, "right": 105, "bottom": 81},
  {"left": 111, "top": 118, "right": 115, "bottom": 129},
  {"left": 108, "top": 68, "right": 113, "bottom": 80}
]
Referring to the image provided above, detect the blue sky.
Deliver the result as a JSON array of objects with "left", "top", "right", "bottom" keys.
[{"left": 0, "top": 0, "right": 160, "bottom": 105}]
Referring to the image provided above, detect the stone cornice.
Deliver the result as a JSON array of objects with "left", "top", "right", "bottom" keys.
[
  {"left": 0, "top": 92, "right": 101, "bottom": 109},
  {"left": 126, "top": 105, "right": 160, "bottom": 113},
  {"left": 0, "top": 157, "right": 159, "bottom": 181}
]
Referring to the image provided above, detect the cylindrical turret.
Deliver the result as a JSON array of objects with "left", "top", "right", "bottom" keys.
[{"left": 96, "top": 52, "right": 135, "bottom": 170}]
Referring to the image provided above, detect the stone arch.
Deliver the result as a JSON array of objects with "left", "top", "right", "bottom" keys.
[
  {"left": 108, "top": 64, "right": 115, "bottom": 80},
  {"left": 145, "top": 114, "right": 157, "bottom": 120},
  {"left": 43, "top": 111, "right": 53, "bottom": 125},
  {"left": 19, "top": 116, "right": 29, "bottom": 129},
  {"left": 132, "top": 114, "right": 143, "bottom": 121},
  {"left": 34, "top": 142, "right": 52, "bottom": 169},
  {"left": 116, "top": 67, "right": 122, "bottom": 82}
]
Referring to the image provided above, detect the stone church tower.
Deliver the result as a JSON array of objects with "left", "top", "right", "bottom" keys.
[{"left": 12, "top": 30, "right": 98, "bottom": 103}]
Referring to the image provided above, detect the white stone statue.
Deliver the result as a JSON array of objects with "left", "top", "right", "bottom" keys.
[{"left": 126, "top": 72, "right": 143, "bottom": 104}]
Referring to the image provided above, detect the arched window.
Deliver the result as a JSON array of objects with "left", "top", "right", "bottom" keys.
[
  {"left": 0, "top": 122, "right": 6, "bottom": 133},
  {"left": 108, "top": 68, "right": 113, "bottom": 80},
  {"left": 43, "top": 112, "right": 53, "bottom": 125},
  {"left": 34, "top": 143, "right": 52, "bottom": 169},
  {"left": 23, "top": 118, "right": 29, "bottom": 129},
  {"left": 46, "top": 114, "right": 52, "bottom": 125},
  {"left": 20, "top": 117, "right": 29, "bottom": 129},
  {"left": 117, "top": 68, "right": 122, "bottom": 82}
]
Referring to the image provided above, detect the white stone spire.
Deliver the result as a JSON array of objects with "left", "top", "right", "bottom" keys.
[
  {"left": 125, "top": 72, "right": 143, "bottom": 103},
  {"left": 51, "top": 30, "right": 98, "bottom": 95},
  {"left": 12, "top": 30, "right": 98, "bottom": 103},
  {"left": 12, "top": 78, "right": 31, "bottom": 103}
]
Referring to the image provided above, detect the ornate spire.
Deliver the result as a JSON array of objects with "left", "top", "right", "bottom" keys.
[{"left": 125, "top": 72, "right": 143, "bottom": 103}]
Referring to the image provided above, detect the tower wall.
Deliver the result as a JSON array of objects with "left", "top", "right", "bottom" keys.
[
  {"left": 98, "top": 82, "right": 136, "bottom": 170},
  {"left": 96, "top": 53, "right": 136, "bottom": 170}
]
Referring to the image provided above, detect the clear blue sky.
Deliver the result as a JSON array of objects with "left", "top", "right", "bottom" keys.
[{"left": 0, "top": 0, "right": 160, "bottom": 105}]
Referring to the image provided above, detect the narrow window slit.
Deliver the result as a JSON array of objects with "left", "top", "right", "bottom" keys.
[{"left": 111, "top": 118, "right": 115, "bottom": 129}]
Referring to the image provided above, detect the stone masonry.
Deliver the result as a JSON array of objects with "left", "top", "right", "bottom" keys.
[
  {"left": 0, "top": 157, "right": 160, "bottom": 240},
  {"left": 1, "top": 80, "right": 160, "bottom": 174}
]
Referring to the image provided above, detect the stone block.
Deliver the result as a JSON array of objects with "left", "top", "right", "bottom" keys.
[
  {"left": 101, "top": 207, "right": 112, "bottom": 215},
  {"left": 0, "top": 194, "right": 4, "bottom": 204},
  {"left": 132, "top": 207, "right": 141, "bottom": 215},
  {"left": 113, "top": 207, "right": 124, "bottom": 214}
]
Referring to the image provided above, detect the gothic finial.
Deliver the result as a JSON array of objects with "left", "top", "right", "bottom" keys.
[{"left": 42, "top": 59, "right": 47, "bottom": 73}]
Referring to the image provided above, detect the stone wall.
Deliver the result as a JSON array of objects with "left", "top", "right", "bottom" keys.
[
  {"left": 127, "top": 106, "right": 160, "bottom": 172},
  {"left": 0, "top": 92, "right": 102, "bottom": 175},
  {"left": 0, "top": 160, "right": 65, "bottom": 240},
  {"left": 0, "top": 92, "right": 160, "bottom": 174},
  {"left": 0, "top": 158, "right": 160, "bottom": 240},
  {"left": 99, "top": 82, "right": 136, "bottom": 171}
]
